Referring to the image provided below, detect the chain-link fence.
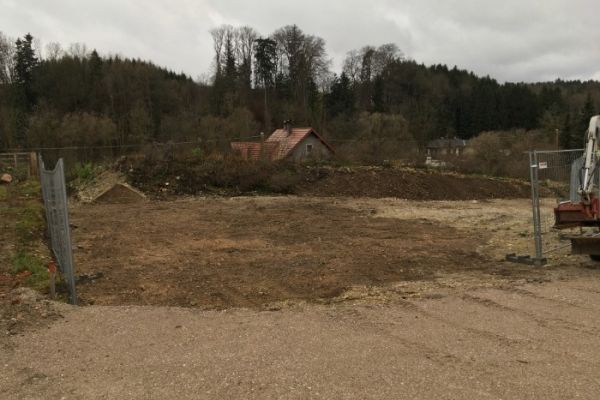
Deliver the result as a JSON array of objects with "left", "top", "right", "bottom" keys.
[
  {"left": 39, "top": 156, "right": 77, "bottom": 304},
  {"left": 526, "top": 149, "right": 588, "bottom": 265}
]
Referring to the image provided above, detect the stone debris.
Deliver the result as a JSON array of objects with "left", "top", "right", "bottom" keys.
[{"left": 0, "top": 173, "right": 12, "bottom": 184}]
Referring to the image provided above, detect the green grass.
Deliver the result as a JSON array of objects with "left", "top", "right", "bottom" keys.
[
  {"left": 1, "top": 180, "right": 50, "bottom": 292},
  {"left": 19, "top": 180, "right": 42, "bottom": 198},
  {"left": 11, "top": 251, "right": 49, "bottom": 290},
  {"left": 5, "top": 182, "right": 44, "bottom": 246},
  {"left": 14, "top": 205, "right": 44, "bottom": 245}
]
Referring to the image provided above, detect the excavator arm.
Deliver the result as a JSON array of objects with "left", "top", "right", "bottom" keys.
[
  {"left": 579, "top": 116, "right": 600, "bottom": 202},
  {"left": 555, "top": 115, "right": 600, "bottom": 228}
]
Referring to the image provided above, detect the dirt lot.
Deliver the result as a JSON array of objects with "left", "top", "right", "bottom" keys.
[
  {"left": 68, "top": 196, "right": 568, "bottom": 309},
  {"left": 4, "top": 195, "right": 600, "bottom": 399}
]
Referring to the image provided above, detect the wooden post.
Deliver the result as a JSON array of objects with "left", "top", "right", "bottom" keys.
[{"left": 29, "top": 152, "right": 38, "bottom": 178}]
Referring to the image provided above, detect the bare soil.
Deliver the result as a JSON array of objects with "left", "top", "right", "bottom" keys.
[
  {"left": 125, "top": 159, "right": 549, "bottom": 200},
  {"left": 296, "top": 168, "right": 538, "bottom": 200},
  {"left": 70, "top": 196, "right": 561, "bottom": 309},
  {"left": 4, "top": 196, "right": 600, "bottom": 399},
  {"left": 3, "top": 276, "right": 600, "bottom": 400}
]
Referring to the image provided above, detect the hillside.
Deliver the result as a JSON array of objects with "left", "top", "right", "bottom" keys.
[{"left": 0, "top": 29, "right": 599, "bottom": 161}]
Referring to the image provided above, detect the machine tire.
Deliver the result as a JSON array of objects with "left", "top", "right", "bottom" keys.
[{"left": 590, "top": 255, "right": 600, "bottom": 262}]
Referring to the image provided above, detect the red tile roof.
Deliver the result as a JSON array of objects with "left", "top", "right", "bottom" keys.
[
  {"left": 230, "top": 142, "right": 278, "bottom": 160},
  {"left": 266, "top": 128, "right": 334, "bottom": 160},
  {"left": 231, "top": 127, "right": 334, "bottom": 161}
]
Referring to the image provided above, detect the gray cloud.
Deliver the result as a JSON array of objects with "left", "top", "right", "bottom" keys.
[{"left": 0, "top": 0, "right": 598, "bottom": 82}]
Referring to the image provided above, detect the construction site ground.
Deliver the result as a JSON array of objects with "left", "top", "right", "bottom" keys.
[{"left": 3, "top": 196, "right": 600, "bottom": 399}]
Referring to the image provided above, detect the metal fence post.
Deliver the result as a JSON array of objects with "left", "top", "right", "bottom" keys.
[
  {"left": 38, "top": 155, "right": 78, "bottom": 304},
  {"left": 529, "top": 151, "right": 545, "bottom": 265}
]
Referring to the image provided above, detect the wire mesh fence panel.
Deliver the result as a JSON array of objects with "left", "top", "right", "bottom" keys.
[
  {"left": 0, "top": 152, "right": 37, "bottom": 179},
  {"left": 39, "top": 156, "right": 77, "bottom": 304},
  {"left": 528, "top": 149, "right": 586, "bottom": 262}
]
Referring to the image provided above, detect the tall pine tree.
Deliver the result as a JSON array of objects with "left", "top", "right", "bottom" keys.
[{"left": 13, "top": 33, "right": 38, "bottom": 145}]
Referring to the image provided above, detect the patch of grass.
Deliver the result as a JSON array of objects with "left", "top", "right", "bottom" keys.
[
  {"left": 12, "top": 251, "right": 49, "bottom": 290},
  {"left": 191, "top": 147, "right": 204, "bottom": 159},
  {"left": 19, "top": 180, "right": 41, "bottom": 198},
  {"left": 0, "top": 180, "right": 52, "bottom": 294},
  {"left": 2, "top": 182, "right": 45, "bottom": 246},
  {"left": 15, "top": 205, "right": 44, "bottom": 245}
]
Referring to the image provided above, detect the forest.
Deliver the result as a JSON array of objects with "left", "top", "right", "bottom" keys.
[{"left": 0, "top": 25, "right": 599, "bottom": 161}]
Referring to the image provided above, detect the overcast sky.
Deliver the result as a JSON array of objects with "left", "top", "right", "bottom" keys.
[{"left": 1, "top": 0, "right": 599, "bottom": 83}]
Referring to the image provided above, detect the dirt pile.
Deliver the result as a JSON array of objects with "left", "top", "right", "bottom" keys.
[
  {"left": 122, "top": 156, "right": 540, "bottom": 200},
  {"left": 94, "top": 184, "right": 145, "bottom": 204},
  {"left": 297, "top": 168, "right": 536, "bottom": 200},
  {"left": 76, "top": 170, "right": 145, "bottom": 204}
]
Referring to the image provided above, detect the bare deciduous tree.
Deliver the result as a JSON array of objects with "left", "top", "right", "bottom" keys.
[
  {"left": 45, "top": 42, "right": 63, "bottom": 61},
  {"left": 342, "top": 49, "right": 362, "bottom": 84},
  {"left": 371, "top": 43, "right": 403, "bottom": 77},
  {"left": 68, "top": 42, "right": 89, "bottom": 59},
  {"left": 344, "top": 43, "right": 404, "bottom": 83},
  {"left": 0, "top": 31, "right": 15, "bottom": 84},
  {"left": 210, "top": 25, "right": 229, "bottom": 76},
  {"left": 236, "top": 26, "right": 258, "bottom": 67}
]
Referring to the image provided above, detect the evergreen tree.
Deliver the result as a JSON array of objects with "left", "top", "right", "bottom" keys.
[
  {"left": 254, "top": 38, "right": 277, "bottom": 130},
  {"left": 326, "top": 73, "right": 354, "bottom": 117},
  {"left": 559, "top": 113, "right": 575, "bottom": 149},
  {"left": 12, "top": 33, "right": 38, "bottom": 145}
]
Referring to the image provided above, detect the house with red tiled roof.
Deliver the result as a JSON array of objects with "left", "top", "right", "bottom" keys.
[{"left": 231, "top": 121, "right": 335, "bottom": 162}]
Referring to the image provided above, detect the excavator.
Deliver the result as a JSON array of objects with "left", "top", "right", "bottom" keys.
[{"left": 554, "top": 115, "right": 600, "bottom": 259}]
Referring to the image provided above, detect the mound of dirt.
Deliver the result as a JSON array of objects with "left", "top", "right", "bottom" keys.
[
  {"left": 94, "top": 184, "right": 145, "bottom": 204},
  {"left": 76, "top": 170, "right": 145, "bottom": 204},
  {"left": 122, "top": 155, "right": 541, "bottom": 200},
  {"left": 76, "top": 170, "right": 126, "bottom": 202},
  {"left": 297, "top": 168, "right": 536, "bottom": 200}
]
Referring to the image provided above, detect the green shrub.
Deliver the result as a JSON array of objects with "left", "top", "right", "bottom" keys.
[
  {"left": 74, "top": 162, "right": 96, "bottom": 183},
  {"left": 191, "top": 147, "right": 204, "bottom": 159}
]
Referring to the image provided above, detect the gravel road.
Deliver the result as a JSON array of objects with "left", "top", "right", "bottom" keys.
[{"left": 2, "top": 275, "right": 600, "bottom": 399}]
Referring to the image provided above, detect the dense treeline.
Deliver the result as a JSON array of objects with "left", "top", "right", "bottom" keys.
[{"left": 0, "top": 27, "right": 599, "bottom": 157}]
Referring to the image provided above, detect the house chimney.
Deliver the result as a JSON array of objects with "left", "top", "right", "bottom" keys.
[{"left": 283, "top": 120, "right": 292, "bottom": 135}]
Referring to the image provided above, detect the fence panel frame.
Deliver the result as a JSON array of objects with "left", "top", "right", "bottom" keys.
[
  {"left": 39, "top": 156, "right": 77, "bottom": 304},
  {"left": 527, "top": 149, "right": 587, "bottom": 265}
]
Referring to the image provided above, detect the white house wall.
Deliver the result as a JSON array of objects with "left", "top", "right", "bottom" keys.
[{"left": 289, "top": 134, "right": 333, "bottom": 161}]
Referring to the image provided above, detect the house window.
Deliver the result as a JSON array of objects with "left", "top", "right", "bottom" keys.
[{"left": 306, "top": 144, "right": 313, "bottom": 154}]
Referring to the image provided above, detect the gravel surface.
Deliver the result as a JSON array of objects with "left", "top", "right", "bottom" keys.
[{"left": 2, "top": 276, "right": 600, "bottom": 399}]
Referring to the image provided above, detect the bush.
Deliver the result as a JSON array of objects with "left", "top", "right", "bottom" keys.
[
  {"left": 123, "top": 152, "right": 308, "bottom": 195},
  {"left": 268, "top": 171, "right": 302, "bottom": 193},
  {"left": 456, "top": 129, "right": 555, "bottom": 179},
  {"left": 74, "top": 162, "right": 96, "bottom": 182}
]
